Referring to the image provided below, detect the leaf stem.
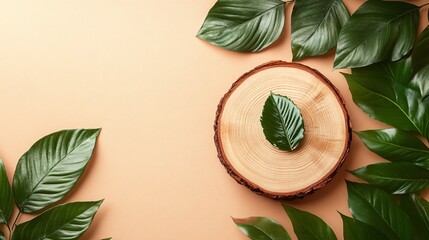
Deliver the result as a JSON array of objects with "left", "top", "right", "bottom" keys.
[
  {"left": 9, "top": 211, "right": 22, "bottom": 240},
  {"left": 420, "top": 2, "right": 429, "bottom": 8}
]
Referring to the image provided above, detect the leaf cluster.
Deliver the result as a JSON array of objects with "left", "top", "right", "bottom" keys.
[
  {"left": 0, "top": 129, "right": 110, "bottom": 240},
  {"left": 197, "top": 0, "right": 427, "bottom": 70},
  {"left": 202, "top": 0, "right": 429, "bottom": 238}
]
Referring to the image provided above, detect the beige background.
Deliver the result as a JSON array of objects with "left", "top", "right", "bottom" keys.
[{"left": 0, "top": 0, "right": 427, "bottom": 239}]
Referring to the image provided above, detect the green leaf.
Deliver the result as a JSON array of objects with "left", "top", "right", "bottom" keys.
[
  {"left": 196, "top": 0, "right": 285, "bottom": 52},
  {"left": 400, "top": 194, "right": 429, "bottom": 240},
  {"left": 409, "top": 65, "right": 429, "bottom": 100},
  {"left": 334, "top": 0, "right": 419, "bottom": 69},
  {"left": 0, "top": 160, "right": 13, "bottom": 224},
  {"left": 355, "top": 129, "right": 429, "bottom": 168},
  {"left": 350, "top": 162, "right": 429, "bottom": 194},
  {"left": 282, "top": 204, "right": 337, "bottom": 240},
  {"left": 12, "top": 129, "right": 101, "bottom": 213},
  {"left": 233, "top": 216, "right": 291, "bottom": 240},
  {"left": 346, "top": 181, "right": 413, "bottom": 240},
  {"left": 344, "top": 58, "right": 429, "bottom": 139},
  {"left": 0, "top": 229, "right": 4, "bottom": 240},
  {"left": 412, "top": 25, "right": 429, "bottom": 74},
  {"left": 12, "top": 200, "right": 103, "bottom": 240},
  {"left": 291, "top": 0, "right": 349, "bottom": 60},
  {"left": 260, "top": 93, "right": 304, "bottom": 151},
  {"left": 340, "top": 213, "right": 387, "bottom": 240}
]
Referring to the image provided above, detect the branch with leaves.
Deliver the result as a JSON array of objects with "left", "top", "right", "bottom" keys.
[{"left": 0, "top": 129, "right": 110, "bottom": 240}]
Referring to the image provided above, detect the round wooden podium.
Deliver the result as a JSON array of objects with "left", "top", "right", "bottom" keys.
[{"left": 214, "top": 61, "right": 351, "bottom": 200}]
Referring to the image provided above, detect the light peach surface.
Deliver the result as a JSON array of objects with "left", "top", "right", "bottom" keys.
[{"left": 0, "top": 0, "right": 427, "bottom": 239}]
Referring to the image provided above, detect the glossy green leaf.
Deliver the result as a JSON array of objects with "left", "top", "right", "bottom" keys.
[
  {"left": 350, "top": 162, "right": 429, "bottom": 194},
  {"left": 233, "top": 216, "right": 290, "bottom": 240},
  {"left": 196, "top": 0, "right": 285, "bottom": 52},
  {"left": 355, "top": 129, "right": 429, "bottom": 168},
  {"left": 260, "top": 93, "right": 304, "bottom": 151},
  {"left": 400, "top": 194, "right": 429, "bottom": 240},
  {"left": 12, "top": 129, "right": 101, "bottom": 213},
  {"left": 412, "top": 25, "right": 429, "bottom": 74},
  {"left": 344, "top": 58, "right": 429, "bottom": 139},
  {"left": 0, "top": 229, "right": 4, "bottom": 240},
  {"left": 340, "top": 213, "right": 387, "bottom": 240},
  {"left": 282, "top": 204, "right": 337, "bottom": 240},
  {"left": 346, "top": 181, "right": 413, "bottom": 240},
  {"left": 409, "top": 65, "right": 429, "bottom": 100},
  {"left": 12, "top": 200, "right": 102, "bottom": 240},
  {"left": 334, "top": 1, "right": 419, "bottom": 69},
  {"left": 0, "top": 160, "right": 13, "bottom": 224},
  {"left": 291, "top": 0, "right": 349, "bottom": 60}
]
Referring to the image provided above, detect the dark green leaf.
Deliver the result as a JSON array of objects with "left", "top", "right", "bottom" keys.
[
  {"left": 12, "top": 129, "right": 101, "bottom": 213},
  {"left": 400, "top": 194, "right": 429, "bottom": 240},
  {"left": 260, "top": 93, "right": 304, "bottom": 151},
  {"left": 12, "top": 200, "right": 103, "bottom": 240},
  {"left": 196, "top": 0, "right": 285, "bottom": 52},
  {"left": 0, "top": 229, "right": 4, "bottom": 240},
  {"left": 282, "top": 204, "right": 337, "bottom": 240},
  {"left": 409, "top": 65, "right": 429, "bottom": 100},
  {"left": 344, "top": 58, "right": 429, "bottom": 139},
  {"left": 350, "top": 162, "right": 429, "bottom": 194},
  {"left": 355, "top": 129, "right": 429, "bottom": 168},
  {"left": 340, "top": 213, "right": 387, "bottom": 240},
  {"left": 233, "top": 216, "right": 291, "bottom": 240},
  {"left": 334, "top": 1, "right": 419, "bottom": 69},
  {"left": 0, "top": 160, "right": 13, "bottom": 224},
  {"left": 291, "top": 0, "right": 349, "bottom": 60},
  {"left": 346, "top": 181, "right": 413, "bottom": 240},
  {"left": 412, "top": 25, "right": 429, "bottom": 74}
]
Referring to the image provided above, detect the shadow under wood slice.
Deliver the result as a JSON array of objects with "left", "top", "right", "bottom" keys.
[{"left": 214, "top": 61, "right": 352, "bottom": 201}]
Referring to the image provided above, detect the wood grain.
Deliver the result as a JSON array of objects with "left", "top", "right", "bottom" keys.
[{"left": 214, "top": 61, "right": 352, "bottom": 200}]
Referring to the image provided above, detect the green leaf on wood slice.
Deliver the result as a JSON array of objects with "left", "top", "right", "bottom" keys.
[
  {"left": 12, "top": 200, "right": 103, "bottom": 240},
  {"left": 260, "top": 93, "right": 304, "bottom": 151},
  {"left": 346, "top": 181, "right": 413, "bottom": 240},
  {"left": 282, "top": 204, "right": 337, "bottom": 240},
  {"left": 12, "top": 129, "right": 101, "bottom": 213},
  {"left": 350, "top": 162, "right": 429, "bottom": 194},
  {"left": 291, "top": 0, "right": 349, "bottom": 60},
  {"left": 334, "top": 1, "right": 419, "bottom": 69},
  {"left": 355, "top": 129, "right": 429, "bottom": 168},
  {"left": 344, "top": 58, "right": 429, "bottom": 140},
  {"left": 196, "top": 0, "right": 285, "bottom": 52},
  {"left": 233, "top": 217, "right": 291, "bottom": 240},
  {"left": 400, "top": 194, "right": 429, "bottom": 240},
  {"left": 340, "top": 213, "right": 387, "bottom": 240},
  {"left": 0, "top": 160, "right": 13, "bottom": 224}
]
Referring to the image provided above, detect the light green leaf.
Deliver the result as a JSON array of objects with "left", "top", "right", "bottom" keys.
[
  {"left": 344, "top": 58, "right": 429, "bottom": 139},
  {"left": 260, "top": 93, "right": 304, "bottom": 151},
  {"left": 355, "top": 129, "right": 429, "bottom": 168},
  {"left": 196, "top": 0, "right": 285, "bottom": 52},
  {"left": 12, "top": 200, "right": 102, "bottom": 240},
  {"left": 282, "top": 204, "right": 337, "bottom": 240},
  {"left": 334, "top": 1, "right": 419, "bottom": 69},
  {"left": 0, "top": 160, "right": 13, "bottom": 224},
  {"left": 350, "top": 162, "right": 429, "bottom": 194},
  {"left": 12, "top": 129, "right": 101, "bottom": 213},
  {"left": 233, "top": 216, "right": 291, "bottom": 240},
  {"left": 291, "top": 0, "right": 349, "bottom": 60},
  {"left": 400, "top": 194, "right": 429, "bottom": 240},
  {"left": 346, "top": 181, "right": 413, "bottom": 240},
  {"left": 340, "top": 213, "right": 387, "bottom": 240}
]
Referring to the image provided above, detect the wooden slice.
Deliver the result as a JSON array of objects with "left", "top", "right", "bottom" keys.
[{"left": 214, "top": 61, "right": 351, "bottom": 200}]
